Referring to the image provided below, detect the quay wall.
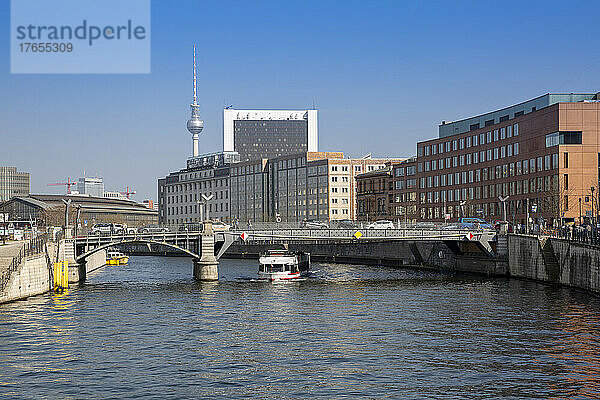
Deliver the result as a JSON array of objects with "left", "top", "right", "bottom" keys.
[
  {"left": 226, "top": 235, "right": 600, "bottom": 295},
  {"left": 0, "top": 254, "right": 50, "bottom": 304}
]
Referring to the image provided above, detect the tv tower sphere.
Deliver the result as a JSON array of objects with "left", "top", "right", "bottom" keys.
[{"left": 187, "top": 112, "right": 204, "bottom": 135}]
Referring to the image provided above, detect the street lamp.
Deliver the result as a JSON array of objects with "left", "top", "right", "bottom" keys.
[{"left": 498, "top": 196, "right": 509, "bottom": 222}]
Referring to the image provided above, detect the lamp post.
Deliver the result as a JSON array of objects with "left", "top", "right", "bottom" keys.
[
  {"left": 196, "top": 200, "right": 204, "bottom": 222},
  {"left": 592, "top": 187, "right": 596, "bottom": 243}
]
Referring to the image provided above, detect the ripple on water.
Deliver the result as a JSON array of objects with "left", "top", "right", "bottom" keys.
[{"left": 1, "top": 256, "right": 600, "bottom": 399}]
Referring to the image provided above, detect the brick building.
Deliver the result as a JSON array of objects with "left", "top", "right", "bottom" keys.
[{"left": 415, "top": 93, "right": 600, "bottom": 226}]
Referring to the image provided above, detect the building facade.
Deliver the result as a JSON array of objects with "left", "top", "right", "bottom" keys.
[
  {"left": 356, "top": 165, "right": 393, "bottom": 221},
  {"left": 157, "top": 152, "right": 239, "bottom": 226},
  {"left": 78, "top": 176, "right": 104, "bottom": 197},
  {"left": 389, "top": 157, "right": 419, "bottom": 223},
  {"left": 230, "top": 152, "right": 403, "bottom": 223},
  {"left": 415, "top": 93, "right": 600, "bottom": 226},
  {"left": 1, "top": 194, "right": 157, "bottom": 227},
  {"left": 223, "top": 109, "right": 318, "bottom": 162},
  {"left": 0, "top": 167, "right": 29, "bottom": 202}
]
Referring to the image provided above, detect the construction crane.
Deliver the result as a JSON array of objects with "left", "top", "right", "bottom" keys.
[
  {"left": 48, "top": 178, "right": 76, "bottom": 194},
  {"left": 120, "top": 186, "right": 136, "bottom": 199}
]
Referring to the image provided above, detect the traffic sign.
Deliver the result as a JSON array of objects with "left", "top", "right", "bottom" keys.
[
  {"left": 354, "top": 231, "right": 363, "bottom": 239},
  {"left": 465, "top": 232, "right": 475, "bottom": 241},
  {"left": 240, "top": 232, "right": 248, "bottom": 241}
]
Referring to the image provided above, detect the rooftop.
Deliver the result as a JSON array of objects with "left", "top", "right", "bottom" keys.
[{"left": 439, "top": 93, "right": 600, "bottom": 138}]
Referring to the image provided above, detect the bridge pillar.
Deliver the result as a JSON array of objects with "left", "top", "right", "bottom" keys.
[{"left": 193, "top": 221, "right": 218, "bottom": 281}]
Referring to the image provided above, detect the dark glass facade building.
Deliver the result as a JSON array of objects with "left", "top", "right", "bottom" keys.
[{"left": 233, "top": 119, "right": 309, "bottom": 162}]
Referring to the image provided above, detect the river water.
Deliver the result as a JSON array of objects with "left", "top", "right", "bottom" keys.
[{"left": 1, "top": 257, "right": 600, "bottom": 399}]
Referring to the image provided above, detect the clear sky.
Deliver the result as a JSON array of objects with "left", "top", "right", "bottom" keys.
[{"left": 2, "top": 0, "right": 600, "bottom": 201}]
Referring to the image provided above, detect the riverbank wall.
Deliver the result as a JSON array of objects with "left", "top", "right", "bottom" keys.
[
  {"left": 0, "top": 253, "right": 51, "bottom": 304},
  {"left": 225, "top": 234, "right": 599, "bottom": 295}
]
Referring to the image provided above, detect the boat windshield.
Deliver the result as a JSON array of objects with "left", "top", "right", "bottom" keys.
[{"left": 259, "top": 264, "right": 299, "bottom": 273}]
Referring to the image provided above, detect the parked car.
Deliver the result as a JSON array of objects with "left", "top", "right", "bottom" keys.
[
  {"left": 300, "top": 220, "right": 329, "bottom": 229},
  {"left": 178, "top": 222, "right": 203, "bottom": 232},
  {"left": 138, "top": 224, "right": 169, "bottom": 234},
  {"left": 335, "top": 219, "right": 358, "bottom": 229},
  {"left": 211, "top": 221, "right": 231, "bottom": 232},
  {"left": 459, "top": 217, "right": 494, "bottom": 230},
  {"left": 366, "top": 220, "right": 395, "bottom": 229},
  {"left": 90, "top": 223, "right": 113, "bottom": 235},
  {"left": 441, "top": 223, "right": 469, "bottom": 230}
]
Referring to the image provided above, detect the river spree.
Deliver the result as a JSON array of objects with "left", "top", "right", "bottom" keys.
[{"left": 2, "top": 256, "right": 600, "bottom": 399}]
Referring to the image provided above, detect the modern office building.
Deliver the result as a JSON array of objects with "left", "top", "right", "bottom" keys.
[
  {"left": 157, "top": 151, "right": 240, "bottom": 226},
  {"left": 223, "top": 109, "right": 318, "bottom": 162},
  {"left": 415, "top": 92, "right": 600, "bottom": 226},
  {"left": 0, "top": 167, "right": 30, "bottom": 202},
  {"left": 230, "top": 152, "right": 404, "bottom": 223},
  {"left": 78, "top": 176, "right": 104, "bottom": 197}
]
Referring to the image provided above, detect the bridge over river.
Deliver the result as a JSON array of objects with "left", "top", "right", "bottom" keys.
[{"left": 72, "top": 222, "right": 498, "bottom": 281}]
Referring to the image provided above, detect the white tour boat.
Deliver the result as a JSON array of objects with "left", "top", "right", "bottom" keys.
[{"left": 258, "top": 249, "right": 310, "bottom": 281}]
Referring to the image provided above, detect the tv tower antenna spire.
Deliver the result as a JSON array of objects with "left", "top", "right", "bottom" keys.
[{"left": 187, "top": 44, "right": 203, "bottom": 157}]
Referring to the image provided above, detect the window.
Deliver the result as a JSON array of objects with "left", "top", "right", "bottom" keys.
[
  {"left": 487, "top": 131, "right": 492, "bottom": 143},
  {"left": 546, "top": 131, "right": 583, "bottom": 147},
  {"left": 507, "top": 125, "right": 512, "bottom": 138},
  {"left": 418, "top": 147, "right": 424, "bottom": 157},
  {"left": 507, "top": 145, "right": 512, "bottom": 157},
  {"left": 564, "top": 152, "right": 568, "bottom": 168},
  {"left": 523, "top": 159, "right": 528, "bottom": 174},
  {"left": 480, "top": 133, "right": 485, "bottom": 145},
  {"left": 432, "top": 160, "right": 437, "bottom": 171},
  {"left": 439, "top": 143, "right": 444, "bottom": 154},
  {"left": 544, "top": 155, "right": 551, "bottom": 171},
  {"left": 453, "top": 140, "right": 457, "bottom": 151},
  {"left": 564, "top": 174, "right": 569, "bottom": 190},
  {"left": 494, "top": 148, "right": 498, "bottom": 160},
  {"left": 432, "top": 145, "right": 437, "bottom": 155},
  {"left": 501, "top": 146, "right": 506, "bottom": 158},
  {"left": 514, "top": 123, "right": 519, "bottom": 136},
  {"left": 537, "top": 157, "right": 543, "bottom": 172},
  {"left": 466, "top": 137, "right": 471, "bottom": 148},
  {"left": 514, "top": 142, "right": 519, "bottom": 155},
  {"left": 501, "top": 127, "right": 506, "bottom": 140},
  {"left": 473, "top": 135, "right": 478, "bottom": 146},
  {"left": 494, "top": 130, "right": 499, "bottom": 141},
  {"left": 425, "top": 146, "right": 430, "bottom": 156}
]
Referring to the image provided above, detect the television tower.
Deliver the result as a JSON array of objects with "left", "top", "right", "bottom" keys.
[{"left": 186, "top": 44, "right": 204, "bottom": 157}]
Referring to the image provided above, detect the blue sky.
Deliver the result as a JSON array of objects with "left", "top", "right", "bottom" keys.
[{"left": 2, "top": 0, "right": 600, "bottom": 201}]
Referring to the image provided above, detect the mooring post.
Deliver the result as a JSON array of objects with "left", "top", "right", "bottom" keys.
[{"left": 193, "top": 221, "right": 219, "bottom": 281}]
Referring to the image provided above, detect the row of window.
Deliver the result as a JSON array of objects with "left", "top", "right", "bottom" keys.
[
  {"left": 419, "top": 123, "right": 520, "bottom": 157},
  {"left": 166, "top": 202, "right": 229, "bottom": 215},
  {"left": 418, "top": 155, "right": 560, "bottom": 189},
  {"left": 420, "top": 143, "right": 520, "bottom": 172},
  {"left": 419, "top": 175, "right": 560, "bottom": 204},
  {"left": 394, "top": 165, "right": 417, "bottom": 177}
]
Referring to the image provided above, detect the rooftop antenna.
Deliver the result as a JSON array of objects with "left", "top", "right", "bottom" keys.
[
  {"left": 187, "top": 44, "right": 204, "bottom": 157},
  {"left": 312, "top": 97, "right": 316, "bottom": 110}
]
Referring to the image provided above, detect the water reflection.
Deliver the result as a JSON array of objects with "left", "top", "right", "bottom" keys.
[{"left": 1, "top": 256, "right": 600, "bottom": 399}]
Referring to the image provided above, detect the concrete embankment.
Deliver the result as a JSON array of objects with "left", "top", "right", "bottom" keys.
[
  {"left": 226, "top": 235, "right": 600, "bottom": 295},
  {"left": 508, "top": 235, "right": 600, "bottom": 293},
  {"left": 0, "top": 240, "right": 51, "bottom": 304},
  {"left": 0, "top": 239, "right": 107, "bottom": 304}
]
